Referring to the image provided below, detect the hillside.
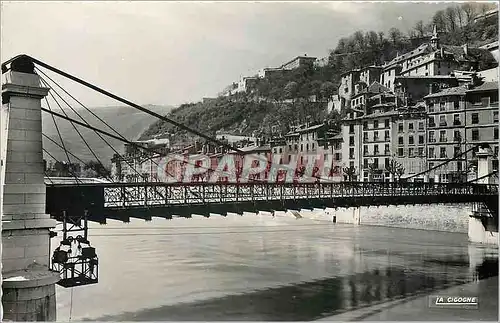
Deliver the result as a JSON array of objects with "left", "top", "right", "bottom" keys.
[
  {"left": 42, "top": 104, "right": 172, "bottom": 166},
  {"left": 140, "top": 97, "right": 331, "bottom": 142},
  {"left": 140, "top": 3, "right": 498, "bottom": 143}
]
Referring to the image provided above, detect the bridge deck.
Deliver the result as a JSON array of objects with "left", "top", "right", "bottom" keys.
[{"left": 45, "top": 182, "right": 499, "bottom": 223}]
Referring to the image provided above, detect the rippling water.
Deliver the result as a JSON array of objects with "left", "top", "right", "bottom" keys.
[{"left": 53, "top": 205, "right": 497, "bottom": 321}]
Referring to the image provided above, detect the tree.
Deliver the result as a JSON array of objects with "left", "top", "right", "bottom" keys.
[
  {"left": 83, "top": 161, "right": 111, "bottom": 178},
  {"left": 367, "top": 162, "right": 378, "bottom": 181},
  {"left": 445, "top": 7, "right": 457, "bottom": 32},
  {"left": 320, "top": 81, "right": 336, "bottom": 101},
  {"left": 414, "top": 20, "right": 426, "bottom": 38},
  {"left": 385, "top": 159, "right": 405, "bottom": 181},
  {"left": 432, "top": 10, "right": 447, "bottom": 32},
  {"left": 461, "top": 3, "right": 477, "bottom": 25},
  {"left": 342, "top": 166, "right": 357, "bottom": 181},
  {"left": 283, "top": 81, "right": 298, "bottom": 100}
]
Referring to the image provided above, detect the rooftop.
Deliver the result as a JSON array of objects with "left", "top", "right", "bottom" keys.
[
  {"left": 424, "top": 86, "right": 467, "bottom": 99},
  {"left": 466, "top": 81, "right": 498, "bottom": 93}
]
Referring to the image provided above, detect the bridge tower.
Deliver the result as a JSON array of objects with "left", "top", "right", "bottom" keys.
[
  {"left": 468, "top": 146, "right": 498, "bottom": 246},
  {"left": 1, "top": 57, "right": 60, "bottom": 320}
]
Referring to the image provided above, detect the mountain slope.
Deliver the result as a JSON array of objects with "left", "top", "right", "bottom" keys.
[{"left": 42, "top": 104, "right": 172, "bottom": 166}]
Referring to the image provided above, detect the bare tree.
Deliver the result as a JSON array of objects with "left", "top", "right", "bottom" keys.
[
  {"left": 461, "top": 3, "right": 477, "bottom": 25},
  {"left": 454, "top": 6, "right": 464, "bottom": 28},
  {"left": 385, "top": 159, "right": 405, "bottom": 181},
  {"left": 414, "top": 20, "right": 426, "bottom": 38},
  {"left": 343, "top": 166, "right": 357, "bottom": 181},
  {"left": 432, "top": 10, "right": 447, "bottom": 32},
  {"left": 445, "top": 7, "right": 457, "bottom": 32}
]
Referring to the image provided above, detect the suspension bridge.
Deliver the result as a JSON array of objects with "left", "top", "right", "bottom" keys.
[{"left": 1, "top": 55, "right": 498, "bottom": 321}]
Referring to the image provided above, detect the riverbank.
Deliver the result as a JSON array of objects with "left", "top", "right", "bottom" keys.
[{"left": 318, "top": 276, "right": 498, "bottom": 321}]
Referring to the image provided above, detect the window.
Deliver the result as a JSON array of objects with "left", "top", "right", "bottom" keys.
[
  {"left": 472, "top": 129, "right": 479, "bottom": 141},
  {"left": 279, "top": 148, "right": 283, "bottom": 153},
  {"left": 454, "top": 130, "right": 461, "bottom": 142},
  {"left": 440, "top": 147, "right": 447, "bottom": 158},
  {"left": 385, "top": 130, "right": 390, "bottom": 141},
  {"left": 429, "top": 131, "right": 435, "bottom": 142},
  {"left": 454, "top": 146, "right": 461, "bottom": 157},
  {"left": 311, "top": 143, "right": 315, "bottom": 150},
  {"left": 418, "top": 122, "right": 424, "bottom": 130},
  {"left": 350, "top": 161, "right": 354, "bottom": 167},
  {"left": 398, "top": 123, "right": 403, "bottom": 133},
  {"left": 349, "top": 136, "right": 355, "bottom": 146},
  {"left": 454, "top": 100, "right": 460, "bottom": 110},
  {"left": 439, "top": 130, "right": 446, "bottom": 142},
  {"left": 428, "top": 116, "right": 435, "bottom": 127},
  {"left": 428, "top": 102, "right": 435, "bottom": 112},
  {"left": 481, "top": 97, "right": 490, "bottom": 107},
  {"left": 373, "top": 158, "right": 379, "bottom": 169},
  {"left": 409, "top": 136, "right": 414, "bottom": 145},
  {"left": 349, "top": 148, "right": 355, "bottom": 159},
  {"left": 398, "top": 137, "right": 404, "bottom": 145},
  {"left": 418, "top": 135, "right": 424, "bottom": 145},
  {"left": 374, "top": 131, "right": 379, "bottom": 141},
  {"left": 349, "top": 124, "right": 355, "bottom": 133},
  {"left": 324, "top": 154, "right": 328, "bottom": 161},
  {"left": 335, "top": 153, "right": 341, "bottom": 161},
  {"left": 300, "top": 144, "right": 303, "bottom": 152},
  {"left": 294, "top": 144, "right": 298, "bottom": 151},
  {"left": 418, "top": 147, "right": 424, "bottom": 156},
  {"left": 374, "top": 145, "right": 379, "bottom": 155},
  {"left": 363, "top": 145, "right": 368, "bottom": 155},
  {"left": 428, "top": 147, "right": 435, "bottom": 158},
  {"left": 306, "top": 144, "right": 309, "bottom": 151},
  {"left": 385, "top": 158, "right": 390, "bottom": 168},
  {"left": 409, "top": 148, "right": 414, "bottom": 157},
  {"left": 363, "top": 121, "right": 368, "bottom": 130},
  {"left": 495, "top": 147, "right": 499, "bottom": 157},
  {"left": 439, "top": 115, "right": 446, "bottom": 126},
  {"left": 495, "top": 128, "right": 499, "bottom": 140},
  {"left": 408, "top": 122, "right": 414, "bottom": 131},
  {"left": 453, "top": 114, "right": 461, "bottom": 125},
  {"left": 398, "top": 148, "right": 404, "bottom": 157},
  {"left": 471, "top": 113, "right": 479, "bottom": 124},
  {"left": 494, "top": 111, "right": 499, "bottom": 123},
  {"left": 364, "top": 159, "right": 369, "bottom": 168},
  {"left": 363, "top": 132, "right": 368, "bottom": 141},
  {"left": 385, "top": 144, "right": 390, "bottom": 154},
  {"left": 374, "top": 120, "right": 379, "bottom": 129},
  {"left": 457, "top": 161, "right": 462, "bottom": 171},
  {"left": 385, "top": 119, "right": 390, "bottom": 128},
  {"left": 429, "top": 162, "right": 434, "bottom": 169}
]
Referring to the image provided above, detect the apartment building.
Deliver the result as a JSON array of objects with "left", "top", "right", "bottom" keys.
[
  {"left": 423, "top": 81, "right": 499, "bottom": 182},
  {"left": 464, "top": 82, "right": 499, "bottom": 173},
  {"left": 381, "top": 26, "right": 496, "bottom": 90},
  {"left": 393, "top": 106, "right": 428, "bottom": 180}
]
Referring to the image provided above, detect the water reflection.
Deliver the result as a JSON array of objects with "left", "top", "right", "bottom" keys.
[
  {"left": 54, "top": 214, "right": 498, "bottom": 321},
  {"left": 91, "top": 259, "right": 497, "bottom": 321}
]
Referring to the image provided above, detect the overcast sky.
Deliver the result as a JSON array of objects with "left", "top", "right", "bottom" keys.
[{"left": 1, "top": 1, "right": 452, "bottom": 108}]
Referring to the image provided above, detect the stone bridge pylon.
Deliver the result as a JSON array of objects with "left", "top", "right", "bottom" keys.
[{"left": 1, "top": 56, "right": 59, "bottom": 321}]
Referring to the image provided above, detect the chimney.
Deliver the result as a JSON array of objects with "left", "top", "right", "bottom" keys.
[
  {"left": 463, "top": 43, "right": 469, "bottom": 56},
  {"left": 429, "top": 83, "right": 434, "bottom": 95}
]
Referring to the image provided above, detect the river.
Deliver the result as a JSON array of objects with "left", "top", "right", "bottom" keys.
[{"left": 53, "top": 205, "right": 498, "bottom": 321}]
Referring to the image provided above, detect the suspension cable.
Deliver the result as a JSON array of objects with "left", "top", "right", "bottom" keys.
[
  {"left": 405, "top": 145, "right": 478, "bottom": 180},
  {"left": 467, "top": 170, "right": 499, "bottom": 184},
  {"left": 40, "top": 77, "right": 110, "bottom": 176},
  {"left": 40, "top": 76, "right": 160, "bottom": 187},
  {"left": 32, "top": 58, "right": 325, "bottom": 183},
  {"left": 43, "top": 96, "right": 82, "bottom": 184}
]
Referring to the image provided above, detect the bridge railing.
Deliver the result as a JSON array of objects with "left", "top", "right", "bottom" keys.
[{"left": 63, "top": 181, "right": 498, "bottom": 208}]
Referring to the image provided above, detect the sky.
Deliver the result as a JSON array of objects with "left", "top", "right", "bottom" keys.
[{"left": 1, "top": 1, "right": 453, "bottom": 108}]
